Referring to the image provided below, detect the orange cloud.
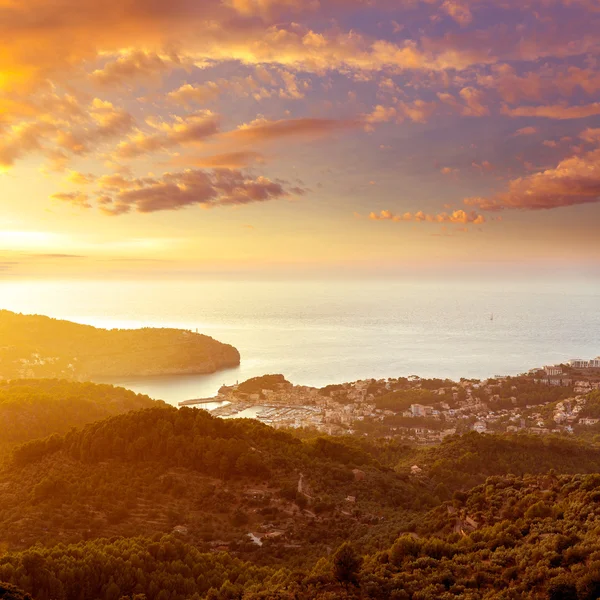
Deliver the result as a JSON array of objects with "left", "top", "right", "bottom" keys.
[
  {"left": 459, "top": 87, "right": 489, "bottom": 117},
  {"left": 84, "top": 169, "right": 304, "bottom": 215},
  {"left": 171, "top": 151, "right": 266, "bottom": 168},
  {"left": 502, "top": 102, "right": 600, "bottom": 119},
  {"left": 117, "top": 112, "right": 220, "bottom": 158},
  {"left": 368, "top": 208, "right": 485, "bottom": 224},
  {"left": 0, "top": 97, "right": 133, "bottom": 169},
  {"left": 66, "top": 171, "right": 96, "bottom": 185},
  {"left": 50, "top": 191, "right": 91, "bottom": 208},
  {"left": 225, "top": 117, "right": 360, "bottom": 143},
  {"left": 464, "top": 147, "right": 600, "bottom": 211},
  {"left": 478, "top": 64, "right": 600, "bottom": 104},
  {"left": 441, "top": 0, "right": 473, "bottom": 26},
  {"left": 91, "top": 51, "right": 190, "bottom": 86},
  {"left": 580, "top": 128, "right": 600, "bottom": 143},
  {"left": 168, "top": 82, "right": 224, "bottom": 105}
]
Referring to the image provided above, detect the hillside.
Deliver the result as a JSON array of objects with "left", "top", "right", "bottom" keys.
[
  {"left": 2, "top": 473, "right": 600, "bottom": 599},
  {"left": 243, "top": 472, "right": 600, "bottom": 599},
  {"left": 0, "top": 379, "right": 160, "bottom": 456},
  {"left": 4, "top": 408, "right": 600, "bottom": 598},
  {"left": 0, "top": 406, "right": 428, "bottom": 561},
  {"left": 0, "top": 310, "right": 240, "bottom": 380},
  {"left": 397, "top": 432, "right": 600, "bottom": 492}
]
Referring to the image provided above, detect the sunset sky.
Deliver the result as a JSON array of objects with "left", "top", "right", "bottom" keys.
[{"left": 1, "top": 0, "right": 600, "bottom": 278}]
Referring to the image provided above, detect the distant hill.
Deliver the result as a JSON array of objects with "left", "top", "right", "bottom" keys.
[
  {"left": 397, "top": 431, "right": 600, "bottom": 492},
  {"left": 0, "top": 379, "right": 160, "bottom": 456},
  {"left": 0, "top": 310, "right": 240, "bottom": 380}
]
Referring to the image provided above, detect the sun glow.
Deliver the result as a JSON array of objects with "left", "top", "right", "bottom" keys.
[{"left": 0, "top": 230, "right": 61, "bottom": 251}]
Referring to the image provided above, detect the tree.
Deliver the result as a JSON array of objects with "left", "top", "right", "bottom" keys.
[
  {"left": 0, "top": 582, "right": 33, "bottom": 600},
  {"left": 547, "top": 577, "right": 578, "bottom": 600},
  {"left": 332, "top": 542, "right": 362, "bottom": 588}
]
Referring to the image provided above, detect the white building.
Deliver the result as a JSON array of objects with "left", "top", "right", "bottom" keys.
[
  {"left": 569, "top": 359, "right": 589, "bottom": 368},
  {"left": 410, "top": 403, "right": 433, "bottom": 417},
  {"left": 473, "top": 421, "right": 487, "bottom": 433}
]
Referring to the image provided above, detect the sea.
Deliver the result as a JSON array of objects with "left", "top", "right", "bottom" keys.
[{"left": 1, "top": 277, "right": 599, "bottom": 407}]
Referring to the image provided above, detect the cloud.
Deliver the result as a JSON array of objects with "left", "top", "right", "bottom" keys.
[
  {"left": 117, "top": 111, "right": 220, "bottom": 158},
  {"left": 0, "top": 98, "right": 134, "bottom": 169},
  {"left": 437, "top": 90, "right": 489, "bottom": 118},
  {"left": 513, "top": 126, "right": 538, "bottom": 136},
  {"left": 458, "top": 87, "right": 489, "bottom": 117},
  {"left": 225, "top": 117, "right": 360, "bottom": 143},
  {"left": 502, "top": 103, "right": 600, "bottom": 119},
  {"left": 91, "top": 51, "right": 189, "bottom": 86},
  {"left": 580, "top": 128, "right": 600, "bottom": 143},
  {"left": 368, "top": 208, "right": 485, "bottom": 224},
  {"left": 66, "top": 171, "right": 96, "bottom": 185},
  {"left": 441, "top": 0, "right": 473, "bottom": 25},
  {"left": 27, "top": 253, "right": 87, "bottom": 259},
  {"left": 168, "top": 82, "right": 223, "bottom": 105},
  {"left": 365, "top": 100, "right": 438, "bottom": 125},
  {"left": 0, "top": 0, "right": 528, "bottom": 98},
  {"left": 0, "top": 121, "right": 56, "bottom": 168},
  {"left": 54, "top": 168, "right": 305, "bottom": 215},
  {"left": 171, "top": 151, "right": 266, "bottom": 168},
  {"left": 464, "top": 146, "right": 600, "bottom": 211},
  {"left": 478, "top": 64, "right": 600, "bottom": 104},
  {"left": 50, "top": 191, "right": 91, "bottom": 208}
]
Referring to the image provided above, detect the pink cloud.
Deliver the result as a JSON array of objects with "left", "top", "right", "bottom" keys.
[{"left": 513, "top": 126, "right": 538, "bottom": 136}]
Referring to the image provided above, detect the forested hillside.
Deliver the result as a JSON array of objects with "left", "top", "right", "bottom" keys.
[
  {"left": 0, "top": 310, "right": 240, "bottom": 380},
  {"left": 398, "top": 432, "right": 600, "bottom": 491},
  {"left": 3, "top": 473, "right": 600, "bottom": 599},
  {"left": 0, "top": 380, "right": 159, "bottom": 456},
  {"left": 3, "top": 403, "right": 600, "bottom": 599},
  {"left": 0, "top": 406, "right": 428, "bottom": 558}
]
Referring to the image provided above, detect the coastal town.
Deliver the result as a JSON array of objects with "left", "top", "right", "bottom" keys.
[{"left": 181, "top": 357, "right": 600, "bottom": 444}]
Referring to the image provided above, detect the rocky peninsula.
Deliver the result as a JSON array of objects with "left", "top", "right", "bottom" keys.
[{"left": 0, "top": 310, "right": 240, "bottom": 380}]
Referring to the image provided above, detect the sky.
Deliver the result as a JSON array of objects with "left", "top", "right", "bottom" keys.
[{"left": 1, "top": 0, "right": 600, "bottom": 279}]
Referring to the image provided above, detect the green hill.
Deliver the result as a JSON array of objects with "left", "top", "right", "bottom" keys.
[
  {"left": 0, "top": 310, "right": 240, "bottom": 380},
  {"left": 3, "top": 472, "right": 600, "bottom": 599},
  {"left": 0, "top": 379, "right": 159, "bottom": 456},
  {"left": 397, "top": 431, "right": 600, "bottom": 492},
  {"left": 0, "top": 406, "right": 427, "bottom": 560},
  {"left": 4, "top": 408, "right": 600, "bottom": 599}
]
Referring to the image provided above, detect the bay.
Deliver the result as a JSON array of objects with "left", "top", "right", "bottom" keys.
[{"left": 1, "top": 277, "right": 599, "bottom": 406}]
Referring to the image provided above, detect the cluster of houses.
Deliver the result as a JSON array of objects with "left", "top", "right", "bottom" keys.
[
  {"left": 0, "top": 352, "right": 75, "bottom": 380},
  {"left": 198, "top": 358, "right": 600, "bottom": 443},
  {"left": 568, "top": 357, "right": 600, "bottom": 369}
]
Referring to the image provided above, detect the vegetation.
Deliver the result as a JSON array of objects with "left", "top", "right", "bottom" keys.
[
  {"left": 235, "top": 375, "right": 290, "bottom": 395},
  {"left": 0, "top": 583, "right": 32, "bottom": 600},
  {"left": 398, "top": 431, "right": 600, "bottom": 491},
  {"left": 0, "top": 310, "right": 240, "bottom": 380},
  {"left": 374, "top": 389, "right": 447, "bottom": 412},
  {"left": 0, "top": 406, "right": 428, "bottom": 558},
  {"left": 578, "top": 391, "right": 600, "bottom": 419},
  {"left": 0, "top": 379, "right": 159, "bottom": 456},
  {"left": 5, "top": 471, "right": 600, "bottom": 598},
  {"left": 3, "top": 380, "right": 600, "bottom": 599}
]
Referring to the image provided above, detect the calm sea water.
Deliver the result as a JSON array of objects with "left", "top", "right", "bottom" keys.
[{"left": 1, "top": 278, "right": 599, "bottom": 406}]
